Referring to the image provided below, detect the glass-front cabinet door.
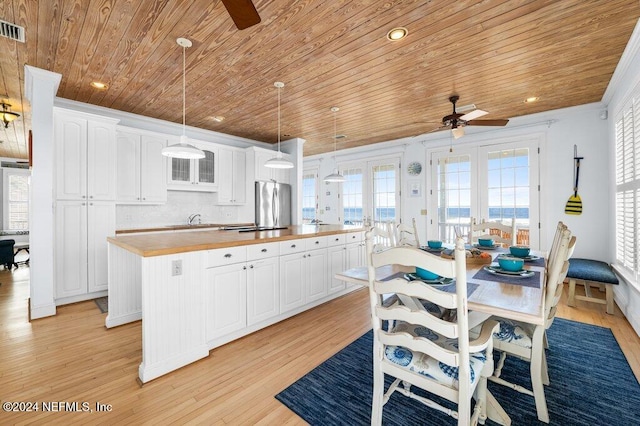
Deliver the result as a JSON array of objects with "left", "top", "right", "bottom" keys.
[{"left": 167, "top": 142, "right": 219, "bottom": 191}]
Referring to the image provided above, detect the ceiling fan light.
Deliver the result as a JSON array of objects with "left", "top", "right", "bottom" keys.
[
  {"left": 1, "top": 103, "right": 20, "bottom": 128},
  {"left": 324, "top": 168, "right": 345, "bottom": 183},
  {"left": 451, "top": 127, "right": 465, "bottom": 139}
]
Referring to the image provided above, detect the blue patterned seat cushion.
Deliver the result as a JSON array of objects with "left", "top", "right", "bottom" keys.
[
  {"left": 492, "top": 318, "right": 535, "bottom": 349},
  {"left": 567, "top": 258, "right": 619, "bottom": 284},
  {"left": 383, "top": 322, "right": 488, "bottom": 388}
]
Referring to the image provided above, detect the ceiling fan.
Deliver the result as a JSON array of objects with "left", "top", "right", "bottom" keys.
[
  {"left": 432, "top": 95, "right": 509, "bottom": 139},
  {"left": 220, "top": 0, "right": 261, "bottom": 30}
]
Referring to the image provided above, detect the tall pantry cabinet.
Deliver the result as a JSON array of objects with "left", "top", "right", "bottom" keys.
[{"left": 54, "top": 108, "right": 118, "bottom": 304}]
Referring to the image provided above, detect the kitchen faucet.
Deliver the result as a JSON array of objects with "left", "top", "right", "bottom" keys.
[{"left": 187, "top": 213, "right": 201, "bottom": 225}]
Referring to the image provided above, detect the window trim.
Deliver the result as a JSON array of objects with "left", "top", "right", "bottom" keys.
[{"left": 3, "top": 168, "right": 30, "bottom": 231}]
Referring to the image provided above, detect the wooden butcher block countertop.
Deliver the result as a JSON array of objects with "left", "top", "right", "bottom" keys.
[{"left": 107, "top": 225, "right": 365, "bottom": 257}]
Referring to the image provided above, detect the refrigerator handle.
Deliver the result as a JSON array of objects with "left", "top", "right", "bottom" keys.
[{"left": 273, "top": 186, "right": 278, "bottom": 226}]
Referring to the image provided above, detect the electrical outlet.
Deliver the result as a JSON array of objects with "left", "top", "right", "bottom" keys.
[
  {"left": 172, "top": 260, "right": 182, "bottom": 276},
  {"left": 421, "top": 209, "right": 428, "bottom": 215}
]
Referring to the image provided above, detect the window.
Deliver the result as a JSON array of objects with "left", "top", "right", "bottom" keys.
[
  {"left": 615, "top": 98, "right": 640, "bottom": 281},
  {"left": 3, "top": 169, "right": 30, "bottom": 230},
  {"left": 302, "top": 169, "right": 318, "bottom": 223}
]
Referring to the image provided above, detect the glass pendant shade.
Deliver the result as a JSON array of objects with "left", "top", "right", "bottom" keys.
[
  {"left": 265, "top": 82, "right": 294, "bottom": 169},
  {"left": 162, "top": 38, "right": 205, "bottom": 160},
  {"left": 451, "top": 127, "right": 465, "bottom": 139},
  {"left": 1, "top": 103, "right": 20, "bottom": 128}
]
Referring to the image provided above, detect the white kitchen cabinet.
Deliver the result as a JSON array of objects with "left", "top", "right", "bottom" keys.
[
  {"left": 254, "top": 148, "right": 291, "bottom": 184},
  {"left": 167, "top": 141, "right": 219, "bottom": 191},
  {"left": 116, "top": 130, "right": 167, "bottom": 203},
  {"left": 217, "top": 147, "right": 247, "bottom": 204},
  {"left": 279, "top": 237, "right": 328, "bottom": 313},
  {"left": 345, "top": 232, "right": 365, "bottom": 269},
  {"left": 327, "top": 234, "right": 347, "bottom": 294},
  {"left": 55, "top": 200, "right": 115, "bottom": 300},
  {"left": 205, "top": 262, "right": 247, "bottom": 342},
  {"left": 54, "top": 109, "right": 118, "bottom": 201},
  {"left": 246, "top": 256, "right": 279, "bottom": 326}
]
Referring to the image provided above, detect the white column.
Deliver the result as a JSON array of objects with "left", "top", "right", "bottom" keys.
[
  {"left": 282, "top": 137, "right": 306, "bottom": 225},
  {"left": 25, "top": 65, "right": 61, "bottom": 319}
]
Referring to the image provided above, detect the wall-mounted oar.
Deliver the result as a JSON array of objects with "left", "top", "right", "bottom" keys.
[{"left": 565, "top": 145, "right": 584, "bottom": 215}]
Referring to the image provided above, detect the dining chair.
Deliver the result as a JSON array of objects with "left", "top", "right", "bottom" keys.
[
  {"left": 489, "top": 228, "right": 574, "bottom": 423},
  {"left": 468, "top": 217, "right": 516, "bottom": 247},
  {"left": 395, "top": 217, "right": 420, "bottom": 247},
  {"left": 546, "top": 221, "right": 567, "bottom": 273},
  {"left": 370, "top": 221, "right": 395, "bottom": 253},
  {"left": 365, "top": 232, "right": 499, "bottom": 425}
]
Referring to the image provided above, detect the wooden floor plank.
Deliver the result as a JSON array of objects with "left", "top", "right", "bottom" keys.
[{"left": 0, "top": 267, "right": 638, "bottom": 424}]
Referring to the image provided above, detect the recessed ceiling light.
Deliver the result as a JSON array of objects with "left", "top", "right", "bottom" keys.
[
  {"left": 210, "top": 116, "right": 225, "bottom": 122},
  {"left": 90, "top": 81, "right": 108, "bottom": 90},
  {"left": 524, "top": 96, "right": 539, "bottom": 103},
  {"left": 386, "top": 27, "right": 408, "bottom": 41}
]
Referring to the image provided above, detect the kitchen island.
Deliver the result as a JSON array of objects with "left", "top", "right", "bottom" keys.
[{"left": 107, "top": 225, "right": 365, "bottom": 383}]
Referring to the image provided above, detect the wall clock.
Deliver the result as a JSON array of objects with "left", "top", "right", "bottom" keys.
[{"left": 407, "top": 161, "right": 422, "bottom": 176}]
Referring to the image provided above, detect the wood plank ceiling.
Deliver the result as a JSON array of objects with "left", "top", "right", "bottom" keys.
[{"left": 1, "top": 0, "right": 639, "bottom": 159}]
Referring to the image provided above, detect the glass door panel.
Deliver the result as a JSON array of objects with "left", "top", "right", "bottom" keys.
[
  {"left": 341, "top": 166, "right": 364, "bottom": 225},
  {"left": 171, "top": 158, "right": 191, "bottom": 183},
  {"left": 369, "top": 160, "right": 399, "bottom": 226},
  {"left": 198, "top": 150, "right": 216, "bottom": 183},
  {"left": 430, "top": 150, "right": 476, "bottom": 243}
]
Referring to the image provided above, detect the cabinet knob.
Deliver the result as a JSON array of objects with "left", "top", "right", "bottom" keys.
[
  {"left": 89, "top": 195, "right": 93, "bottom": 199},
  {"left": 224, "top": 253, "right": 232, "bottom": 258},
  {"left": 291, "top": 244, "right": 296, "bottom": 248},
  {"left": 250, "top": 265, "right": 254, "bottom": 269},
  {"left": 307, "top": 253, "right": 311, "bottom": 257},
  {"left": 137, "top": 197, "right": 140, "bottom": 200},
  {"left": 315, "top": 241, "right": 320, "bottom": 245},
  {"left": 142, "top": 197, "right": 146, "bottom": 200},
  {"left": 335, "top": 238, "right": 339, "bottom": 241},
  {"left": 89, "top": 203, "right": 93, "bottom": 206},
  {"left": 82, "top": 195, "right": 86, "bottom": 199},
  {"left": 261, "top": 248, "right": 267, "bottom": 252},
  {"left": 243, "top": 265, "right": 247, "bottom": 270},
  {"left": 303, "top": 254, "right": 307, "bottom": 258},
  {"left": 82, "top": 202, "right": 86, "bottom": 206}
]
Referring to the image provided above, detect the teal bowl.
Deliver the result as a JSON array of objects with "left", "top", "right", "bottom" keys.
[
  {"left": 498, "top": 257, "right": 525, "bottom": 272},
  {"left": 478, "top": 238, "right": 494, "bottom": 247},
  {"left": 416, "top": 267, "right": 439, "bottom": 280},
  {"left": 427, "top": 240, "right": 442, "bottom": 249},
  {"left": 510, "top": 245, "right": 531, "bottom": 258}
]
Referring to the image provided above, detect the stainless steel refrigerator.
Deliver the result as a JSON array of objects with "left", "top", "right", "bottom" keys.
[{"left": 255, "top": 181, "right": 291, "bottom": 229}]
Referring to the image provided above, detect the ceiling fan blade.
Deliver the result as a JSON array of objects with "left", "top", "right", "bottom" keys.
[
  {"left": 466, "top": 119, "right": 509, "bottom": 126},
  {"left": 460, "top": 109, "right": 488, "bottom": 121},
  {"left": 220, "top": 0, "right": 261, "bottom": 30}
]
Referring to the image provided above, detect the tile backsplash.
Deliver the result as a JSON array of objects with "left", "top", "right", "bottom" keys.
[{"left": 116, "top": 191, "right": 241, "bottom": 230}]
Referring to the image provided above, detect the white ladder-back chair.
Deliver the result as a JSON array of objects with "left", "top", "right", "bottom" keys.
[
  {"left": 395, "top": 218, "right": 421, "bottom": 247},
  {"left": 489, "top": 227, "right": 573, "bottom": 423},
  {"left": 370, "top": 222, "right": 395, "bottom": 253},
  {"left": 468, "top": 218, "right": 516, "bottom": 247},
  {"left": 365, "top": 232, "right": 499, "bottom": 425},
  {"left": 546, "top": 221, "right": 567, "bottom": 273}
]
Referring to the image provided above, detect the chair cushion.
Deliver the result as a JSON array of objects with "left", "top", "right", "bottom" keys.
[
  {"left": 492, "top": 318, "right": 535, "bottom": 349},
  {"left": 383, "top": 322, "right": 487, "bottom": 388},
  {"left": 566, "top": 258, "right": 619, "bottom": 284}
]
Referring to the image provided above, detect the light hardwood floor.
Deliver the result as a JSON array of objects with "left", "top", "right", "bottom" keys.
[{"left": 1, "top": 267, "right": 638, "bottom": 424}]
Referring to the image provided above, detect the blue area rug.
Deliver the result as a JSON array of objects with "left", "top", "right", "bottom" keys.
[{"left": 276, "top": 318, "right": 640, "bottom": 425}]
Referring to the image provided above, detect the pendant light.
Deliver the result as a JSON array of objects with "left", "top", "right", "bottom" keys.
[
  {"left": 323, "top": 106, "right": 345, "bottom": 183},
  {"left": 1, "top": 102, "right": 20, "bottom": 128},
  {"left": 162, "top": 38, "right": 205, "bottom": 159},
  {"left": 264, "top": 82, "right": 294, "bottom": 169}
]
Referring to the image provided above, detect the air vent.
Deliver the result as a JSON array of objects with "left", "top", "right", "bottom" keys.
[
  {"left": 0, "top": 20, "right": 25, "bottom": 43},
  {"left": 1, "top": 161, "right": 28, "bottom": 169}
]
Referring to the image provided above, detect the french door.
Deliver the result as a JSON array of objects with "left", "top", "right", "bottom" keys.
[
  {"left": 340, "top": 158, "right": 400, "bottom": 226},
  {"left": 429, "top": 139, "right": 540, "bottom": 248}
]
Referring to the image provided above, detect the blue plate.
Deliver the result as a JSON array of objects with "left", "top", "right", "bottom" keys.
[
  {"left": 497, "top": 253, "right": 541, "bottom": 262},
  {"left": 404, "top": 273, "right": 453, "bottom": 286},
  {"left": 484, "top": 265, "right": 534, "bottom": 278},
  {"left": 473, "top": 243, "right": 499, "bottom": 250}
]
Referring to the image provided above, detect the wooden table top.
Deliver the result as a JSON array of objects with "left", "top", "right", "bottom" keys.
[
  {"left": 336, "top": 254, "right": 546, "bottom": 326},
  {"left": 108, "top": 224, "right": 365, "bottom": 257}
]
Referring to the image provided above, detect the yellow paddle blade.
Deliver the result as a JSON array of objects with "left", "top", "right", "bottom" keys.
[{"left": 565, "top": 195, "right": 582, "bottom": 215}]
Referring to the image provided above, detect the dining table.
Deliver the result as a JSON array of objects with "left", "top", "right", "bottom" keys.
[{"left": 335, "top": 246, "right": 547, "bottom": 426}]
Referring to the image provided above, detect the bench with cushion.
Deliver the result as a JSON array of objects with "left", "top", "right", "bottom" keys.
[{"left": 566, "top": 258, "right": 619, "bottom": 315}]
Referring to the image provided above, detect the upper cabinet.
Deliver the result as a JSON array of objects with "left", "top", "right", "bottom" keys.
[
  {"left": 167, "top": 140, "right": 219, "bottom": 192},
  {"left": 116, "top": 129, "right": 167, "bottom": 204},
  {"left": 253, "top": 147, "right": 291, "bottom": 184},
  {"left": 217, "top": 147, "right": 247, "bottom": 205},
  {"left": 54, "top": 109, "right": 118, "bottom": 201}
]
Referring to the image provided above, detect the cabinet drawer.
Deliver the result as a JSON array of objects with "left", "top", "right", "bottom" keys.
[
  {"left": 327, "top": 234, "right": 346, "bottom": 247},
  {"left": 279, "top": 239, "right": 305, "bottom": 255},
  {"left": 345, "top": 232, "right": 363, "bottom": 244},
  {"left": 247, "top": 242, "right": 280, "bottom": 260},
  {"left": 205, "top": 246, "right": 247, "bottom": 267},
  {"left": 305, "top": 236, "right": 327, "bottom": 251}
]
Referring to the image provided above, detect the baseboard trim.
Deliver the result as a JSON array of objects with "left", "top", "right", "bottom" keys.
[
  {"left": 105, "top": 311, "right": 142, "bottom": 328},
  {"left": 138, "top": 345, "right": 209, "bottom": 383},
  {"left": 30, "top": 300, "right": 57, "bottom": 320}
]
